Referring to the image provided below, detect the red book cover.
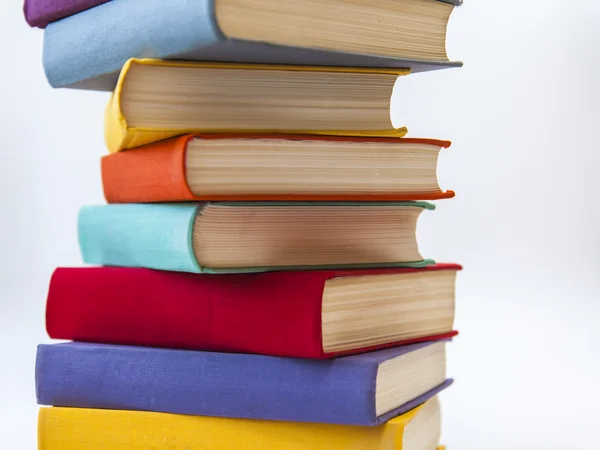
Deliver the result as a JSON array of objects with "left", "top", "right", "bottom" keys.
[{"left": 47, "top": 264, "right": 461, "bottom": 359}]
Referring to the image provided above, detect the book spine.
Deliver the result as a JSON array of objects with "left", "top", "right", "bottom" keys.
[
  {"left": 38, "top": 407, "right": 407, "bottom": 449},
  {"left": 24, "top": 0, "right": 112, "bottom": 28},
  {"left": 102, "top": 135, "right": 196, "bottom": 203},
  {"left": 77, "top": 203, "right": 203, "bottom": 273},
  {"left": 35, "top": 343, "right": 377, "bottom": 425},
  {"left": 42, "top": 0, "right": 223, "bottom": 89},
  {"left": 105, "top": 69, "right": 197, "bottom": 152},
  {"left": 46, "top": 267, "right": 327, "bottom": 358}
]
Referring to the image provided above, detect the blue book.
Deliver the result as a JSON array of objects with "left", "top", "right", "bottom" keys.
[
  {"left": 43, "top": 0, "right": 463, "bottom": 90},
  {"left": 35, "top": 341, "right": 452, "bottom": 426},
  {"left": 78, "top": 202, "right": 436, "bottom": 274}
]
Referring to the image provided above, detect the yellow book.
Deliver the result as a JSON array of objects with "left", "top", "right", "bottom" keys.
[
  {"left": 105, "top": 59, "right": 411, "bottom": 153},
  {"left": 39, "top": 397, "right": 443, "bottom": 450}
]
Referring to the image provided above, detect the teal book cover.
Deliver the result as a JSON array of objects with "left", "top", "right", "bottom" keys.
[{"left": 78, "top": 202, "right": 435, "bottom": 274}]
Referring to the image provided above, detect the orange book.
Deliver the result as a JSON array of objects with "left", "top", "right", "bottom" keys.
[{"left": 102, "top": 134, "right": 455, "bottom": 203}]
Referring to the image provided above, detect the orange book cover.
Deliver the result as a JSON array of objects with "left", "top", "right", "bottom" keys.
[{"left": 102, "top": 134, "right": 455, "bottom": 203}]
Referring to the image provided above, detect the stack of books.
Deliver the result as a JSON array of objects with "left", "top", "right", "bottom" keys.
[{"left": 28, "top": 0, "right": 463, "bottom": 448}]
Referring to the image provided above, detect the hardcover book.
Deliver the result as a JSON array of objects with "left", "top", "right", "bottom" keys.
[
  {"left": 24, "top": 0, "right": 110, "bottom": 28},
  {"left": 42, "top": 0, "right": 463, "bottom": 90},
  {"left": 102, "top": 134, "right": 455, "bottom": 203},
  {"left": 78, "top": 202, "right": 435, "bottom": 273},
  {"left": 35, "top": 341, "right": 452, "bottom": 425},
  {"left": 104, "top": 60, "right": 411, "bottom": 152},
  {"left": 46, "top": 264, "right": 460, "bottom": 358},
  {"left": 38, "top": 398, "right": 444, "bottom": 449}
]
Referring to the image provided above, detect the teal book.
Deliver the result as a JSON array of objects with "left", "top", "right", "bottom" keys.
[{"left": 78, "top": 202, "right": 435, "bottom": 274}]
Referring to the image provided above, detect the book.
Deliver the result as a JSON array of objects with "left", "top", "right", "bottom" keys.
[
  {"left": 35, "top": 341, "right": 452, "bottom": 425},
  {"left": 46, "top": 264, "right": 460, "bottom": 358},
  {"left": 105, "top": 60, "right": 412, "bottom": 152},
  {"left": 38, "top": 398, "right": 444, "bottom": 449},
  {"left": 102, "top": 134, "right": 455, "bottom": 203},
  {"left": 24, "top": 0, "right": 109, "bottom": 28},
  {"left": 78, "top": 202, "right": 435, "bottom": 273},
  {"left": 42, "top": 0, "right": 463, "bottom": 90}
]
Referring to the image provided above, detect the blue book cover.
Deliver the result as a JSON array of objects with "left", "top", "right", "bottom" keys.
[
  {"left": 78, "top": 202, "right": 436, "bottom": 274},
  {"left": 35, "top": 341, "right": 452, "bottom": 426},
  {"left": 43, "top": 0, "right": 463, "bottom": 90}
]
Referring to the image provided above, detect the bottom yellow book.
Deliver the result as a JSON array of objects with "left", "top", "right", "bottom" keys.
[{"left": 39, "top": 397, "right": 444, "bottom": 450}]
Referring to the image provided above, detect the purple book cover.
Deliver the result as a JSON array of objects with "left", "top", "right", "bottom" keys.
[
  {"left": 24, "top": 0, "right": 110, "bottom": 28},
  {"left": 36, "top": 341, "right": 453, "bottom": 426}
]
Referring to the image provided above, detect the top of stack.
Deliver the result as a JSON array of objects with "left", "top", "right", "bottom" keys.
[{"left": 30, "top": 0, "right": 463, "bottom": 91}]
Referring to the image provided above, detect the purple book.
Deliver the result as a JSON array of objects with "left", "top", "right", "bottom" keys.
[
  {"left": 36, "top": 340, "right": 452, "bottom": 426},
  {"left": 24, "top": 0, "right": 110, "bottom": 28}
]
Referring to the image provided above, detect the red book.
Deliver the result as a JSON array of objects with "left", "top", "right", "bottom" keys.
[{"left": 47, "top": 264, "right": 461, "bottom": 359}]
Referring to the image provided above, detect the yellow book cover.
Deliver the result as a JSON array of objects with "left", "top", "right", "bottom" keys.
[
  {"left": 105, "top": 59, "right": 411, "bottom": 153},
  {"left": 39, "top": 397, "right": 442, "bottom": 449}
]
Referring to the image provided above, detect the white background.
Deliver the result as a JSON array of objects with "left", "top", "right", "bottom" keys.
[{"left": 1, "top": 1, "right": 600, "bottom": 448}]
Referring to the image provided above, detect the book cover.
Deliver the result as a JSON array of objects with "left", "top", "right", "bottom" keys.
[
  {"left": 35, "top": 341, "right": 453, "bottom": 426},
  {"left": 38, "top": 401, "right": 445, "bottom": 449},
  {"left": 24, "top": 0, "right": 110, "bottom": 28},
  {"left": 46, "top": 264, "right": 461, "bottom": 358},
  {"left": 78, "top": 202, "right": 436, "bottom": 274},
  {"left": 101, "top": 134, "right": 455, "bottom": 202},
  {"left": 42, "top": 0, "right": 463, "bottom": 90},
  {"left": 104, "top": 59, "right": 410, "bottom": 152}
]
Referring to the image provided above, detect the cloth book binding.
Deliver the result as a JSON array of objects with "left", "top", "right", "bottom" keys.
[
  {"left": 46, "top": 264, "right": 461, "bottom": 358},
  {"left": 36, "top": 341, "right": 453, "bottom": 426}
]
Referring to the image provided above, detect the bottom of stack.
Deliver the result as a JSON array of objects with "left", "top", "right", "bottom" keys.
[
  {"left": 39, "top": 398, "right": 445, "bottom": 450},
  {"left": 36, "top": 265, "right": 460, "bottom": 449},
  {"left": 35, "top": 339, "right": 451, "bottom": 450}
]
